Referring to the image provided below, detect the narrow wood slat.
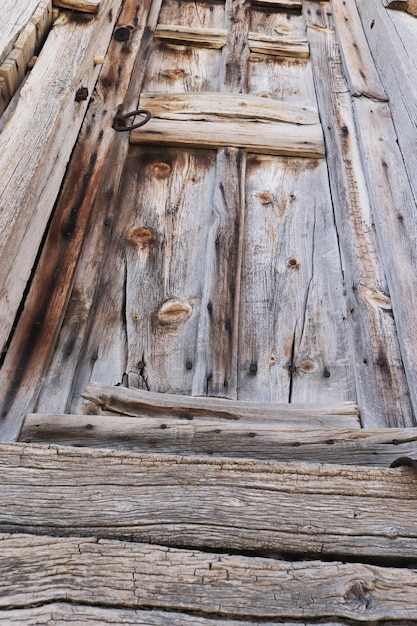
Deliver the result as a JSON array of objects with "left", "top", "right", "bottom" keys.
[
  {"left": 0, "top": 0, "right": 45, "bottom": 65},
  {"left": 0, "top": 0, "right": 122, "bottom": 358},
  {"left": 131, "top": 117, "right": 325, "bottom": 157},
  {"left": 82, "top": 382, "right": 360, "bottom": 426},
  {"left": 1, "top": 442, "right": 417, "bottom": 560},
  {"left": 2, "top": 532, "right": 417, "bottom": 621},
  {"left": 140, "top": 92, "right": 320, "bottom": 125},
  {"left": 155, "top": 25, "right": 227, "bottom": 48},
  {"left": 248, "top": 32, "right": 309, "bottom": 57},
  {"left": 331, "top": 0, "right": 387, "bottom": 100},
  {"left": 253, "top": 0, "right": 302, "bottom": 8},
  {"left": 19, "top": 414, "right": 417, "bottom": 467},
  {"left": 53, "top": 0, "right": 101, "bottom": 13}
]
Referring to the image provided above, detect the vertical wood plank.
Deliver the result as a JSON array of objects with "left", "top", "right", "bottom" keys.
[{"left": 304, "top": 2, "right": 413, "bottom": 426}]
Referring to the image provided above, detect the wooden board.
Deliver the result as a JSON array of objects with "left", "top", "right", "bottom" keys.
[
  {"left": 53, "top": 0, "right": 101, "bottom": 13},
  {"left": 0, "top": 0, "right": 46, "bottom": 64},
  {"left": 0, "top": 0, "right": 164, "bottom": 441},
  {"left": 2, "top": 533, "right": 417, "bottom": 621},
  {"left": 19, "top": 414, "right": 417, "bottom": 466},
  {"left": 2, "top": 442, "right": 417, "bottom": 560},
  {"left": 81, "top": 382, "right": 360, "bottom": 425},
  {"left": 304, "top": 1, "right": 414, "bottom": 428},
  {"left": 0, "top": 0, "right": 122, "bottom": 359}
]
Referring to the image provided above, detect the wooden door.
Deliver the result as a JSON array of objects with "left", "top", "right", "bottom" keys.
[{"left": 1, "top": 0, "right": 417, "bottom": 440}]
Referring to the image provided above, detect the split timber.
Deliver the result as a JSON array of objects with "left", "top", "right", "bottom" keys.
[{"left": 1, "top": 0, "right": 417, "bottom": 623}]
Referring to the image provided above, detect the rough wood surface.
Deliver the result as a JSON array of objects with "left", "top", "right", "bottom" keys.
[
  {"left": 0, "top": 603, "right": 348, "bottom": 626},
  {"left": 82, "top": 382, "right": 360, "bottom": 426},
  {"left": 131, "top": 117, "right": 325, "bottom": 157},
  {"left": 0, "top": 0, "right": 46, "bottom": 65},
  {"left": 0, "top": 0, "right": 121, "bottom": 358},
  {"left": 2, "top": 533, "right": 417, "bottom": 621},
  {"left": 19, "top": 414, "right": 417, "bottom": 466},
  {"left": 140, "top": 92, "right": 320, "bottom": 124},
  {"left": 0, "top": 0, "right": 164, "bottom": 441},
  {"left": 305, "top": 2, "right": 414, "bottom": 427},
  {"left": 53, "top": 0, "right": 101, "bottom": 13},
  {"left": 1, "top": 442, "right": 417, "bottom": 560}
]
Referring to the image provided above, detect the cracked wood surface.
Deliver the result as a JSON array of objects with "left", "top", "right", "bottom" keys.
[
  {"left": 1, "top": 442, "right": 417, "bottom": 560},
  {"left": 1, "top": 532, "right": 417, "bottom": 621},
  {"left": 19, "top": 414, "right": 417, "bottom": 466}
]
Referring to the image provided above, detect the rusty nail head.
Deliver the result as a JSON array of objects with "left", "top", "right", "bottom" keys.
[
  {"left": 75, "top": 87, "right": 89, "bottom": 101},
  {"left": 289, "top": 364, "right": 297, "bottom": 373},
  {"left": 114, "top": 27, "right": 130, "bottom": 41},
  {"left": 249, "top": 363, "right": 257, "bottom": 373}
]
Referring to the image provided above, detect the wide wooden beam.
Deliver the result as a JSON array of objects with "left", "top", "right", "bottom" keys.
[
  {"left": 82, "top": 382, "right": 360, "bottom": 427},
  {"left": 1, "top": 533, "right": 417, "bottom": 621},
  {"left": 1, "top": 442, "right": 417, "bottom": 560},
  {"left": 0, "top": 0, "right": 122, "bottom": 356}
]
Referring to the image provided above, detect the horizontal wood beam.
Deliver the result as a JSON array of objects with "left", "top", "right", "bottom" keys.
[
  {"left": 140, "top": 92, "right": 320, "bottom": 125},
  {"left": 1, "top": 532, "right": 417, "bottom": 621},
  {"left": 131, "top": 118, "right": 324, "bottom": 157},
  {"left": 1, "top": 442, "right": 417, "bottom": 560},
  {"left": 82, "top": 382, "right": 360, "bottom": 427},
  {"left": 19, "top": 414, "right": 417, "bottom": 466}
]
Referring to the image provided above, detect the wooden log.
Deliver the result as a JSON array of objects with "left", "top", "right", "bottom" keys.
[
  {"left": 0, "top": 603, "right": 346, "bottom": 626},
  {"left": 82, "top": 381, "right": 360, "bottom": 426},
  {"left": 2, "top": 533, "right": 417, "bottom": 621},
  {"left": 2, "top": 442, "right": 417, "bottom": 560},
  {"left": 0, "top": 1, "right": 123, "bottom": 359},
  {"left": 53, "top": 0, "right": 101, "bottom": 13},
  {"left": 140, "top": 92, "right": 320, "bottom": 125},
  {"left": 0, "top": 0, "right": 163, "bottom": 442},
  {"left": 19, "top": 414, "right": 417, "bottom": 467},
  {"left": 131, "top": 117, "right": 325, "bottom": 157},
  {"left": 305, "top": 2, "right": 414, "bottom": 427}
]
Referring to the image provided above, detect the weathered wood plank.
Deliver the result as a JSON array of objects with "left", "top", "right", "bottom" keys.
[
  {"left": 140, "top": 92, "right": 320, "bottom": 124},
  {"left": 2, "top": 533, "right": 417, "bottom": 621},
  {"left": 331, "top": 0, "right": 387, "bottom": 99},
  {"left": 0, "top": 603, "right": 345, "bottom": 626},
  {"left": 131, "top": 118, "right": 324, "bottom": 157},
  {"left": 0, "top": 0, "right": 47, "bottom": 65},
  {"left": 253, "top": 0, "right": 302, "bottom": 8},
  {"left": 237, "top": 156, "right": 355, "bottom": 404},
  {"left": 2, "top": 443, "right": 417, "bottom": 560},
  {"left": 0, "top": 0, "right": 122, "bottom": 358},
  {"left": 248, "top": 32, "right": 309, "bottom": 58},
  {"left": 0, "top": 0, "right": 163, "bottom": 441},
  {"left": 82, "top": 381, "right": 360, "bottom": 426},
  {"left": 53, "top": 0, "right": 101, "bottom": 13},
  {"left": 305, "top": 2, "right": 414, "bottom": 427},
  {"left": 19, "top": 414, "right": 417, "bottom": 466}
]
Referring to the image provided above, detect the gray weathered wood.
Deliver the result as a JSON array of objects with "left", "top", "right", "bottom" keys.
[
  {"left": 19, "top": 414, "right": 417, "bottom": 466},
  {"left": 53, "top": 0, "right": 101, "bottom": 12},
  {"left": 0, "top": 603, "right": 346, "bottom": 626},
  {"left": 1, "top": 442, "right": 417, "bottom": 560},
  {"left": 0, "top": 0, "right": 122, "bottom": 357},
  {"left": 82, "top": 381, "right": 360, "bottom": 426},
  {"left": 1, "top": 532, "right": 417, "bottom": 620},
  {"left": 305, "top": 2, "right": 414, "bottom": 427},
  {"left": 0, "top": 0, "right": 48, "bottom": 65}
]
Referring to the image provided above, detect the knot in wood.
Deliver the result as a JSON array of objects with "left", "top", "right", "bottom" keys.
[
  {"left": 151, "top": 162, "right": 172, "bottom": 179},
  {"left": 128, "top": 227, "right": 155, "bottom": 246},
  {"left": 157, "top": 298, "right": 193, "bottom": 325}
]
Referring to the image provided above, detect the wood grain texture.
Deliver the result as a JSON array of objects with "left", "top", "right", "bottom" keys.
[
  {"left": 131, "top": 117, "right": 325, "bottom": 157},
  {"left": 2, "top": 533, "right": 417, "bottom": 621},
  {"left": 1, "top": 442, "right": 417, "bottom": 559},
  {"left": 53, "top": 0, "right": 101, "bottom": 13},
  {"left": 305, "top": 2, "right": 414, "bottom": 427},
  {"left": 0, "top": 0, "right": 121, "bottom": 358},
  {"left": 0, "top": 0, "right": 163, "bottom": 441},
  {"left": 82, "top": 382, "right": 360, "bottom": 426},
  {"left": 0, "top": 0, "right": 46, "bottom": 65},
  {"left": 19, "top": 414, "right": 417, "bottom": 466},
  {"left": 0, "top": 603, "right": 347, "bottom": 626}
]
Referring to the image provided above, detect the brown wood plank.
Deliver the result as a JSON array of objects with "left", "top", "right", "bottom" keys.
[
  {"left": 19, "top": 414, "right": 417, "bottom": 466},
  {"left": 305, "top": 2, "right": 414, "bottom": 427},
  {"left": 0, "top": 0, "right": 163, "bottom": 441},
  {"left": 53, "top": 0, "right": 101, "bottom": 13},
  {"left": 1, "top": 443, "right": 417, "bottom": 560},
  {"left": 81, "top": 382, "right": 360, "bottom": 426},
  {"left": 2, "top": 533, "right": 417, "bottom": 621}
]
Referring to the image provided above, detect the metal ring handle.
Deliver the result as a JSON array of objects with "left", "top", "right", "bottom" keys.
[{"left": 112, "top": 109, "right": 151, "bottom": 131}]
